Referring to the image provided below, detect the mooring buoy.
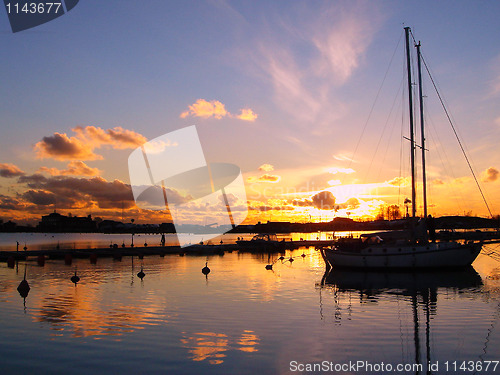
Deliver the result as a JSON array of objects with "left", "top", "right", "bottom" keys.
[
  {"left": 70, "top": 269, "right": 80, "bottom": 285},
  {"left": 202, "top": 262, "right": 210, "bottom": 275},
  {"left": 137, "top": 267, "right": 145, "bottom": 280}
]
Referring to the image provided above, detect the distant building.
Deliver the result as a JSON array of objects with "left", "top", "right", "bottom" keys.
[{"left": 38, "top": 212, "right": 97, "bottom": 232}]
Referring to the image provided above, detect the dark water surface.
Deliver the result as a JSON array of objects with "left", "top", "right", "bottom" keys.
[{"left": 0, "top": 240, "right": 499, "bottom": 374}]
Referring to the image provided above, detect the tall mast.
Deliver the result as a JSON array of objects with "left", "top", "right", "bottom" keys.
[
  {"left": 416, "top": 41, "right": 428, "bottom": 218},
  {"left": 405, "top": 27, "right": 416, "bottom": 218}
]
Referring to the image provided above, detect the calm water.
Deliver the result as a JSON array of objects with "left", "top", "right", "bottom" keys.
[
  {"left": 0, "top": 231, "right": 337, "bottom": 251},
  {"left": 0, "top": 237, "right": 499, "bottom": 374}
]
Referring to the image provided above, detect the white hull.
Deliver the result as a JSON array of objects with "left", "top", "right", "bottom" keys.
[{"left": 321, "top": 241, "right": 482, "bottom": 269}]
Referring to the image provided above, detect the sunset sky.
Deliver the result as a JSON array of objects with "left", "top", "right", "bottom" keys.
[{"left": 1, "top": 0, "right": 499, "bottom": 225}]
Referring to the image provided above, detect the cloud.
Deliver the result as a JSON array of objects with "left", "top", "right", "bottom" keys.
[
  {"left": 236, "top": 108, "right": 258, "bottom": 122},
  {"left": 387, "top": 177, "right": 410, "bottom": 186},
  {"left": 258, "top": 164, "right": 274, "bottom": 172},
  {"left": 0, "top": 163, "right": 25, "bottom": 178},
  {"left": 0, "top": 194, "right": 24, "bottom": 210},
  {"left": 18, "top": 174, "right": 135, "bottom": 209},
  {"left": 333, "top": 154, "right": 355, "bottom": 162},
  {"left": 337, "top": 197, "right": 360, "bottom": 210},
  {"left": 246, "top": 3, "right": 380, "bottom": 129},
  {"left": 482, "top": 167, "right": 499, "bottom": 182},
  {"left": 73, "top": 126, "right": 147, "bottom": 149},
  {"left": 180, "top": 99, "right": 258, "bottom": 121},
  {"left": 142, "top": 139, "right": 178, "bottom": 154},
  {"left": 312, "top": 13, "right": 374, "bottom": 84},
  {"left": 35, "top": 126, "right": 147, "bottom": 161},
  {"left": 327, "top": 179, "right": 341, "bottom": 186},
  {"left": 247, "top": 174, "right": 281, "bottom": 183},
  {"left": 311, "top": 191, "right": 336, "bottom": 210},
  {"left": 38, "top": 161, "right": 101, "bottom": 176},
  {"left": 327, "top": 167, "right": 355, "bottom": 175},
  {"left": 35, "top": 133, "right": 100, "bottom": 161},
  {"left": 21, "top": 190, "right": 57, "bottom": 206},
  {"left": 180, "top": 99, "right": 228, "bottom": 119}
]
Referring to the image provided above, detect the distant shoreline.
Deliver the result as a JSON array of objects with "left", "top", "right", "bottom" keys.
[{"left": 0, "top": 215, "right": 498, "bottom": 234}]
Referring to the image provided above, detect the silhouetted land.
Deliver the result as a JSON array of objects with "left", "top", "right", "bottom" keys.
[{"left": 0, "top": 213, "right": 498, "bottom": 234}]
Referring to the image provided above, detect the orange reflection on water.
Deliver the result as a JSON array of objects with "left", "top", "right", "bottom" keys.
[
  {"left": 236, "top": 330, "right": 259, "bottom": 353},
  {"left": 181, "top": 332, "right": 229, "bottom": 365},
  {"left": 32, "top": 283, "right": 168, "bottom": 338},
  {"left": 181, "top": 330, "right": 259, "bottom": 365}
]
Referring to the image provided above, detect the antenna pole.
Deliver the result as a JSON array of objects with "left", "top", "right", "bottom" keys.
[
  {"left": 416, "top": 41, "right": 428, "bottom": 218},
  {"left": 405, "top": 27, "right": 416, "bottom": 218}
]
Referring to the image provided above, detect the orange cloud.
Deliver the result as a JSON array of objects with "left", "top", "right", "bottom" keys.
[
  {"left": 258, "top": 164, "right": 274, "bottom": 172},
  {"left": 482, "top": 167, "right": 499, "bottom": 182},
  {"left": 247, "top": 174, "right": 281, "bottom": 183},
  {"left": 311, "top": 191, "right": 336, "bottom": 210},
  {"left": 386, "top": 176, "right": 410, "bottom": 186},
  {"left": 180, "top": 99, "right": 228, "bottom": 119},
  {"left": 0, "top": 163, "right": 25, "bottom": 178},
  {"left": 35, "top": 133, "right": 100, "bottom": 161},
  {"left": 180, "top": 99, "right": 258, "bottom": 121},
  {"left": 73, "top": 126, "right": 147, "bottom": 149},
  {"left": 236, "top": 108, "right": 258, "bottom": 122},
  {"left": 38, "top": 161, "right": 101, "bottom": 176},
  {"left": 35, "top": 126, "right": 147, "bottom": 161},
  {"left": 18, "top": 174, "right": 135, "bottom": 209}
]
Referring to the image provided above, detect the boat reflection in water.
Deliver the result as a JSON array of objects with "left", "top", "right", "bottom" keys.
[{"left": 318, "top": 268, "right": 486, "bottom": 374}]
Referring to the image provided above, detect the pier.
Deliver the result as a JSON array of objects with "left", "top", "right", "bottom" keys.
[{"left": 0, "top": 239, "right": 336, "bottom": 262}]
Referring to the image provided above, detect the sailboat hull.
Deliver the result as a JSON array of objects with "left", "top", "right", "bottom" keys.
[{"left": 321, "top": 241, "right": 482, "bottom": 270}]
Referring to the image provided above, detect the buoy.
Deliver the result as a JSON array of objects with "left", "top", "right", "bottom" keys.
[
  {"left": 278, "top": 256, "right": 285, "bottom": 261},
  {"left": 179, "top": 252, "right": 185, "bottom": 257},
  {"left": 37, "top": 255, "right": 45, "bottom": 266},
  {"left": 122, "top": 241, "right": 126, "bottom": 248},
  {"left": 89, "top": 253, "right": 98, "bottom": 264},
  {"left": 70, "top": 269, "right": 80, "bottom": 285},
  {"left": 17, "top": 267, "right": 30, "bottom": 298},
  {"left": 265, "top": 264, "right": 273, "bottom": 270},
  {"left": 64, "top": 253, "right": 72, "bottom": 265},
  {"left": 7, "top": 256, "right": 15, "bottom": 268},
  {"left": 144, "top": 242, "right": 148, "bottom": 247},
  {"left": 289, "top": 257, "right": 294, "bottom": 263},
  {"left": 301, "top": 253, "right": 306, "bottom": 258},
  {"left": 202, "top": 262, "right": 210, "bottom": 275},
  {"left": 137, "top": 267, "right": 145, "bottom": 280}
]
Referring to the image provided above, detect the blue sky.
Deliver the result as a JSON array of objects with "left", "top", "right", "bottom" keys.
[{"left": 1, "top": 0, "right": 499, "bottom": 223}]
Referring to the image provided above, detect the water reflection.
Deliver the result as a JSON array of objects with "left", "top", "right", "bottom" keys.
[
  {"left": 33, "top": 286, "right": 168, "bottom": 338},
  {"left": 319, "top": 268, "right": 487, "bottom": 374},
  {"left": 180, "top": 330, "right": 259, "bottom": 365}
]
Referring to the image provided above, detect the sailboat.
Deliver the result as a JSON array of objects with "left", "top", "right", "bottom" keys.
[{"left": 320, "top": 27, "right": 484, "bottom": 270}]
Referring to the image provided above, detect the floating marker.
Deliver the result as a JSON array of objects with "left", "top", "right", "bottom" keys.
[
  {"left": 17, "top": 267, "right": 30, "bottom": 298},
  {"left": 202, "top": 262, "right": 210, "bottom": 275},
  {"left": 137, "top": 267, "right": 145, "bottom": 280}
]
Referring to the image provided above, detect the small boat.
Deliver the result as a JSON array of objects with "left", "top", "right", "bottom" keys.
[
  {"left": 321, "top": 27, "right": 484, "bottom": 270},
  {"left": 236, "top": 233, "right": 286, "bottom": 251}
]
